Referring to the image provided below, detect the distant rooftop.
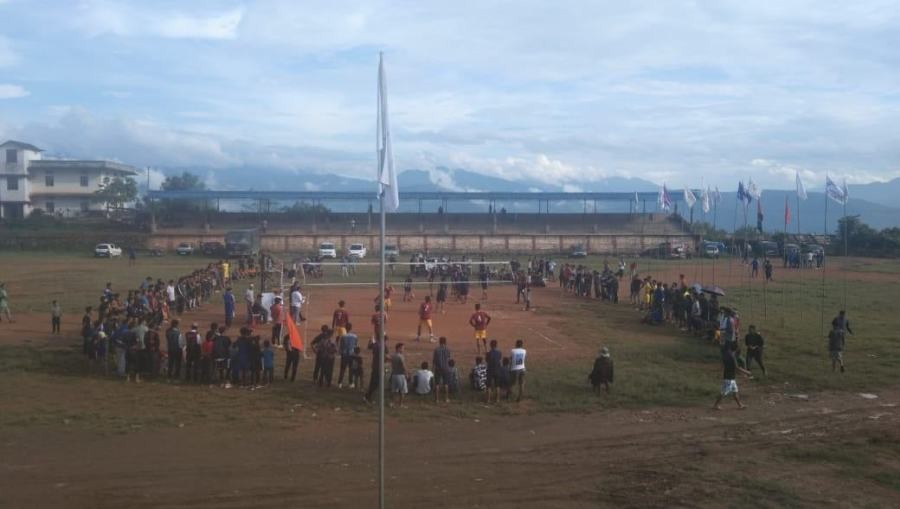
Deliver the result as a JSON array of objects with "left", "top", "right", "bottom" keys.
[
  {"left": 30, "top": 159, "right": 139, "bottom": 175},
  {"left": 0, "top": 140, "right": 43, "bottom": 152}
]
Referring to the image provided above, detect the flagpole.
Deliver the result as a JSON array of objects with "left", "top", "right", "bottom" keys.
[
  {"left": 781, "top": 195, "right": 787, "bottom": 327},
  {"left": 797, "top": 193, "right": 802, "bottom": 322},
  {"left": 820, "top": 186, "right": 828, "bottom": 341},
  {"left": 378, "top": 190, "right": 386, "bottom": 509},
  {"left": 842, "top": 193, "right": 848, "bottom": 309}
]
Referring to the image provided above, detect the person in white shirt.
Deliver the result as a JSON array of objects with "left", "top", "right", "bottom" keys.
[
  {"left": 509, "top": 339, "right": 527, "bottom": 402},
  {"left": 244, "top": 284, "right": 255, "bottom": 323},
  {"left": 412, "top": 361, "right": 435, "bottom": 396},
  {"left": 290, "top": 284, "right": 304, "bottom": 323},
  {"left": 166, "top": 281, "right": 176, "bottom": 306}
]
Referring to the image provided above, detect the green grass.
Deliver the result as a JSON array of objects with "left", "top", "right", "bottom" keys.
[
  {"left": 782, "top": 436, "right": 900, "bottom": 493},
  {"left": 0, "top": 251, "right": 899, "bottom": 424}
]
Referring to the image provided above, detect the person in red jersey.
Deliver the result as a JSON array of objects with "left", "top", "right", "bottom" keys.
[
  {"left": 332, "top": 300, "right": 350, "bottom": 338},
  {"left": 416, "top": 295, "right": 435, "bottom": 343},
  {"left": 468, "top": 303, "right": 492, "bottom": 354}
]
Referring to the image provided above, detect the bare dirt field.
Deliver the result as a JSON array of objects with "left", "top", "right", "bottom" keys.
[{"left": 1, "top": 253, "right": 899, "bottom": 508}]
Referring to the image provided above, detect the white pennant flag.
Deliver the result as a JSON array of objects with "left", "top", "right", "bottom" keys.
[
  {"left": 747, "top": 178, "right": 761, "bottom": 201},
  {"left": 701, "top": 186, "right": 711, "bottom": 213},
  {"left": 825, "top": 176, "right": 846, "bottom": 205},
  {"left": 377, "top": 53, "right": 399, "bottom": 212},
  {"left": 683, "top": 187, "right": 697, "bottom": 209},
  {"left": 796, "top": 171, "right": 808, "bottom": 201}
]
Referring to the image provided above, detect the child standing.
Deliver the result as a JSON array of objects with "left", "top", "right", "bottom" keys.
[
  {"left": 262, "top": 340, "right": 275, "bottom": 385},
  {"left": 403, "top": 276, "right": 414, "bottom": 302},
  {"left": 349, "top": 346, "right": 364, "bottom": 389},
  {"left": 50, "top": 300, "right": 62, "bottom": 334}
]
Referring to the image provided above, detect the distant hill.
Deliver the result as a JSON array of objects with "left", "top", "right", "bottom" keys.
[{"left": 149, "top": 166, "right": 900, "bottom": 231}]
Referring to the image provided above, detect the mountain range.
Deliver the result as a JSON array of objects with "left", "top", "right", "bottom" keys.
[{"left": 152, "top": 166, "right": 900, "bottom": 233}]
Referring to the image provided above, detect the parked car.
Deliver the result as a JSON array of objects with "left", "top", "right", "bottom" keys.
[
  {"left": 703, "top": 244, "right": 720, "bottom": 258},
  {"left": 175, "top": 242, "right": 195, "bottom": 256},
  {"left": 94, "top": 243, "right": 122, "bottom": 258},
  {"left": 318, "top": 242, "right": 337, "bottom": 259},
  {"left": 201, "top": 241, "right": 225, "bottom": 256},
  {"left": 384, "top": 244, "right": 400, "bottom": 257},
  {"left": 568, "top": 244, "right": 588, "bottom": 258},
  {"left": 347, "top": 243, "right": 368, "bottom": 259}
]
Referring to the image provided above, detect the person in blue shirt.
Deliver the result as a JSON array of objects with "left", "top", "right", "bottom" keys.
[
  {"left": 223, "top": 287, "right": 235, "bottom": 327},
  {"left": 262, "top": 340, "right": 275, "bottom": 385}
]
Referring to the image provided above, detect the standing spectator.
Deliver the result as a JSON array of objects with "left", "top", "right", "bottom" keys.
[
  {"left": 485, "top": 340, "right": 502, "bottom": 403},
  {"left": 244, "top": 284, "right": 255, "bottom": 324},
  {"left": 81, "top": 307, "right": 93, "bottom": 356},
  {"left": 588, "top": 347, "right": 614, "bottom": 393},
  {"left": 713, "top": 343, "right": 751, "bottom": 410},
  {"left": 283, "top": 333, "right": 300, "bottom": 382},
  {"left": 751, "top": 257, "right": 760, "bottom": 278},
  {"left": 349, "top": 346, "right": 364, "bottom": 390},
  {"left": 214, "top": 326, "right": 231, "bottom": 383},
  {"left": 166, "top": 320, "right": 183, "bottom": 379},
  {"left": 365, "top": 334, "right": 389, "bottom": 403},
  {"left": 763, "top": 258, "right": 774, "bottom": 282},
  {"left": 337, "top": 322, "right": 359, "bottom": 388},
  {"left": 470, "top": 356, "right": 487, "bottom": 392},
  {"left": 223, "top": 287, "right": 235, "bottom": 327},
  {"left": 828, "top": 323, "right": 847, "bottom": 373},
  {"left": 317, "top": 334, "right": 338, "bottom": 388},
  {"left": 311, "top": 325, "right": 332, "bottom": 383},
  {"left": 0, "top": 282, "right": 12, "bottom": 323},
  {"left": 432, "top": 336, "right": 452, "bottom": 403},
  {"left": 50, "top": 300, "right": 62, "bottom": 334},
  {"left": 447, "top": 359, "right": 460, "bottom": 395},
  {"left": 290, "top": 284, "right": 305, "bottom": 323},
  {"left": 184, "top": 323, "right": 202, "bottom": 383},
  {"left": 390, "top": 343, "right": 409, "bottom": 408},
  {"left": 269, "top": 297, "right": 283, "bottom": 346},
  {"left": 744, "top": 325, "right": 767, "bottom": 376},
  {"left": 509, "top": 339, "right": 527, "bottom": 402}
]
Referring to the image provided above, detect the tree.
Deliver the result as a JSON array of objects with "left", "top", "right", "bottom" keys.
[
  {"left": 93, "top": 177, "right": 138, "bottom": 211},
  {"left": 161, "top": 172, "right": 205, "bottom": 191}
]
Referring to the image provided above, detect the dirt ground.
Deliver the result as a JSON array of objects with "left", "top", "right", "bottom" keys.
[{"left": 1, "top": 255, "right": 899, "bottom": 507}]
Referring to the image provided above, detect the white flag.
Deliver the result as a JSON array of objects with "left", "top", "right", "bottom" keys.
[
  {"left": 683, "top": 187, "right": 697, "bottom": 209},
  {"left": 701, "top": 186, "right": 711, "bottom": 213},
  {"left": 377, "top": 53, "right": 399, "bottom": 213},
  {"left": 825, "top": 176, "right": 846, "bottom": 205},
  {"left": 842, "top": 178, "right": 849, "bottom": 203},
  {"left": 747, "top": 178, "right": 761, "bottom": 200},
  {"left": 795, "top": 171, "right": 807, "bottom": 201},
  {"left": 633, "top": 191, "right": 639, "bottom": 205}
]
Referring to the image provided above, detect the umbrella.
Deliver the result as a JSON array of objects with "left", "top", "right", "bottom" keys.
[
  {"left": 691, "top": 283, "right": 703, "bottom": 293},
  {"left": 702, "top": 285, "right": 726, "bottom": 296}
]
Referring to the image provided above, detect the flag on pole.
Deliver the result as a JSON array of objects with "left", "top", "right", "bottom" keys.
[
  {"left": 842, "top": 178, "right": 849, "bottom": 203},
  {"left": 285, "top": 313, "right": 304, "bottom": 351},
  {"left": 683, "top": 187, "right": 697, "bottom": 209},
  {"left": 701, "top": 186, "right": 711, "bottom": 213},
  {"left": 825, "top": 176, "right": 846, "bottom": 204},
  {"left": 377, "top": 53, "right": 399, "bottom": 212},
  {"left": 757, "top": 198, "right": 764, "bottom": 232},
  {"left": 747, "top": 178, "right": 761, "bottom": 201},
  {"left": 633, "top": 191, "right": 639, "bottom": 205},
  {"left": 784, "top": 195, "right": 791, "bottom": 227},
  {"left": 737, "top": 181, "right": 751, "bottom": 207},
  {"left": 796, "top": 171, "right": 807, "bottom": 200},
  {"left": 658, "top": 185, "right": 672, "bottom": 211}
]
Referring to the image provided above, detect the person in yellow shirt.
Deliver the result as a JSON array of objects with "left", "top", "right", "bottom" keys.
[{"left": 221, "top": 260, "right": 230, "bottom": 283}]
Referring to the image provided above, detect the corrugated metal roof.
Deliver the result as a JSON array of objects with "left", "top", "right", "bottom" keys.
[{"left": 0, "top": 140, "right": 43, "bottom": 152}]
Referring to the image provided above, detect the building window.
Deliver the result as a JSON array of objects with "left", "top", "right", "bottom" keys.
[
  {"left": 5, "top": 149, "right": 16, "bottom": 163},
  {"left": 6, "top": 176, "right": 18, "bottom": 191},
  {"left": 45, "top": 172, "right": 55, "bottom": 187},
  {"left": 46, "top": 200, "right": 55, "bottom": 213},
  {"left": 80, "top": 174, "right": 89, "bottom": 187},
  {"left": 80, "top": 199, "right": 90, "bottom": 213}
]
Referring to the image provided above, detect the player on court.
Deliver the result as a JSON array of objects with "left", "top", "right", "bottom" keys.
[
  {"left": 416, "top": 296, "right": 436, "bottom": 343},
  {"left": 383, "top": 283, "right": 394, "bottom": 312},
  {"left": 469, "top": 303, "right": 492, "bottom": 354},
  {"left": 332, "top": 300, "right": 350, "bottom": 338}
]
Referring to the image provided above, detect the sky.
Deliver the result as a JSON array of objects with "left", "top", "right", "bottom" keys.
[{"left": 1, "top": 0, "right": 899, "bottom": 191}]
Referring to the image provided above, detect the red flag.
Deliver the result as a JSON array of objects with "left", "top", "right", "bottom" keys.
[
  {"left": 784, "top": 195, "right": 791, "bottom": 226},
  {"left": 285, "top": 314, "right": 304, "bottom": 351}
]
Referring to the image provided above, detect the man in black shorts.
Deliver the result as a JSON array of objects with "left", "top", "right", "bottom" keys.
[
  {"left": 485, "top": 339, "right": 502, "bottom": 403},
  {"left": 432, "top": 336, "right": 452, "bottom": 403}
]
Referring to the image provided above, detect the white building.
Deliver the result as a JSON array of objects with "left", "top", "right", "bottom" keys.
[{"left": 0, "top": 140, "right": 138, "bottom": 219}]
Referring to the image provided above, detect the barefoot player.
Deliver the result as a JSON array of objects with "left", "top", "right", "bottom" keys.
[
  {"left": 469, "top": 303, "right": 491, "bottom": 354},
  {"left": 416, "top": 296, "right": 435, "bottom": 342},
  {"left": 332, "top": 300, "right": 350, "bottom": 338}
]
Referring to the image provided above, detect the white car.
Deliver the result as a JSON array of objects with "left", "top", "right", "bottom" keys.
[
  {"left": 348, "top": 243, "right": 367, "bottom": 259},
  {"left": 95, "top": 243, "right": 122, "bottom": 258},
  {"left": 175, "top": 242, "right": 195, "bottom": 256},
  {"left": 318, "top": 242, "right": 337, "bottom": 259}
]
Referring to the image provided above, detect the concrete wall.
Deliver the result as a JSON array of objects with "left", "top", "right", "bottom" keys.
[{"left": 148, "top": 232, "right": 699, "bottom": 255}]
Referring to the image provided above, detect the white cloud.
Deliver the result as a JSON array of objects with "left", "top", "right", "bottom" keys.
[
  {"left": 0, "top": 84, "right": 28, "bottom": 99},
  {"left": 74, "top": 2, "right": 243, "bottom": 40}
]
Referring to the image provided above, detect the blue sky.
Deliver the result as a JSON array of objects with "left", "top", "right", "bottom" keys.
[{"left": 0, "top": 0, "right": 898, "bottom": 191}]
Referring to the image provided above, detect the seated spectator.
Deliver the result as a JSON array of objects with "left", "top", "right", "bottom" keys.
[
  {"left": 411, "top": 361, "right": 434, "bottom": 396},
  {"left": 447, "top": 358, "right": 460, "bottom": 395},
  {"left": 588, "top": 347, "right": 614, "bottom": 393}
]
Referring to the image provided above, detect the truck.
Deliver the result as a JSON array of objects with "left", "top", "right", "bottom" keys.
[{"left": 225, "top": 228, "right": 261, "bottom": 257}]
